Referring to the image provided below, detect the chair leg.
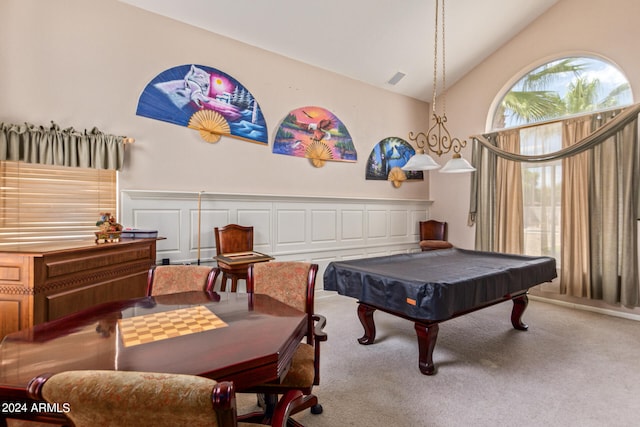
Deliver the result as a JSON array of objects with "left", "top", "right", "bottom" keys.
[
  {"left": 287, "top": 393, "right": 320, "bottom": 417},
  {"left": 281, "top": 395, "right": 323, "bottom": 427},
  {"left": 271, "top": 390, "right": 304, "bottom": 427},
  {"left": 220, "top": 273, "right": 228, "bottom": 292},
  {"left": 239, "top": 392, "right": 321, "bottom": 426},
  {"left": 239, "top": 393, "right": 278, "bottom": 424},
  {"left": 262, "top": 393, "right": 279, "bottom": 419}
]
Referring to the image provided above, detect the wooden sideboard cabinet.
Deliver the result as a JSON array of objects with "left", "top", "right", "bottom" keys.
[{"left": 0, "top": 238, "right": 157, "bottom": 340}]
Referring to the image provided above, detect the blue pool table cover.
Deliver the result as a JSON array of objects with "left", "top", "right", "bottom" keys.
[{"left": 323, "top": 248, "right": 557, "bottom": 321}]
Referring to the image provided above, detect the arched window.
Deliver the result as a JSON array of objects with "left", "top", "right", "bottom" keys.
[
  {"left": 492, "top": 56, "right": 632, "bottom": 130},
  {"left": 488, "top": 56, "right": 633, "bottom": 262}
]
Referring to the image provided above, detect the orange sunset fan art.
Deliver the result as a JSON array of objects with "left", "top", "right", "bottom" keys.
[{"left": 273, "top": 106, "right": 357, "bottom": 167}]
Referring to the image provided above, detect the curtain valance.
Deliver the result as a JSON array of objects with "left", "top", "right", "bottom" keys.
[
  {"left": 0, "top": 121, "right": 125, "bottom": 170},
  {"left": 472, "top": 103, "right": 640, "bottom": 163}
]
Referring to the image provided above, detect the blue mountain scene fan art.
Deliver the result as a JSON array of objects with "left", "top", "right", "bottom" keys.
[
  {"left": 366, "top": 137, "right": 424, "bottom": 182},
  {"left": 136, "top": 64, "right": 268, "bottom": 144}
]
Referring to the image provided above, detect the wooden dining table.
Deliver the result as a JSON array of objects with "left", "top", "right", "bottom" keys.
[{"left": 0, "top": 290, "right": 307, "bottom": 425}]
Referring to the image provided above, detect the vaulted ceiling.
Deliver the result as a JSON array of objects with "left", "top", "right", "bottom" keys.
[{"left": 120, "top": 0, "right": 559, "bottom": 102}]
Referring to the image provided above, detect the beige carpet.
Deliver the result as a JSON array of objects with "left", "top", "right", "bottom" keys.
[
  {"left": 8, "top": 292, "right": 639, "bottom": 427},
  {"left": 238, "top": 291, "right": 640, "bottom": 427}
]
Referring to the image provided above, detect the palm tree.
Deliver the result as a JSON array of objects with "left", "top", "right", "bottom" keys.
[
  {"left": 494, "top": 57, "right": 633, "bottom": 130},
  {"left": 493, "top": 59, "right": 584, "bottom": 128},
  {"left": 598, "top": 82, "right": 632, "bottom": 109},
  {"left": 564, "top": 76, "right": 600, "bottom": 114},
  {"left": 496, "top": 91, "right": 565, "bottom": 127}
]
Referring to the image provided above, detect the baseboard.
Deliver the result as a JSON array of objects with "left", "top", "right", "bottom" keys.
[{"left": 529, "top": 295, "right": 640, "bottom": 322}]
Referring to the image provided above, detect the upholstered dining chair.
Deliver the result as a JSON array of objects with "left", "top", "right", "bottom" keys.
[
  {"left": 146, "top": 264, "right": 218, "bottom": 296},
  {"left": 214, "top": 224, "right": 254, "bottom": 291},
  {"left": 239, "top": 261, "right": 327, "bottom": 427},
  {"left": 27, "top": 370, "right": 298, "bottom": 427},
  {"left": 419, "top": 220, "right": 454, "bottom": 251}
]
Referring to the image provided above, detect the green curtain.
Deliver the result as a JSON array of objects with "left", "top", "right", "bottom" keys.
[
  {"left": 589, "top": 114, "right": 639, "bottom": 307},
  {"left": 0, "top": 121, "right": 125, "bottom": 170},
  {"left": 468, "top": 133, "right": 496, "bottom": 251},
  {"left": 469, "top": 104, "right": 640, "bottom": 307}
]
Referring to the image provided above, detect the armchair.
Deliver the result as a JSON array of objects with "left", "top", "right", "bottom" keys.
[
  {"left": 239, "top": 262, "right": 327, "bottom": 427},
  {"left": 27, "top": 370, "right": 298, "bottom": 427}
]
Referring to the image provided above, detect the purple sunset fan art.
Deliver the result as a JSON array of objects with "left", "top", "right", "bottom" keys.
[{"left": 137, "top": 64, "right": 268, "bottom": 144}]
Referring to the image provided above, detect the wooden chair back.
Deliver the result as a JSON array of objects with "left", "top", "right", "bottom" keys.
[
  {"left": 214, "top": 224, "right": 254, "bottom": 255},
  {"left": 419, "top": 220, "right": 448, "bottom": 241},
  {"left": 418, "top": 220, "right": 454, "bottom": 251}
]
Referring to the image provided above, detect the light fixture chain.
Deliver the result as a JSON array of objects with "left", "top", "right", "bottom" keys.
[
  {"left": 432, "top": 0, "right": 439, "bottom": 113},
  {"left": 441, "top": 0, "right": 446, "bottom": 115}
]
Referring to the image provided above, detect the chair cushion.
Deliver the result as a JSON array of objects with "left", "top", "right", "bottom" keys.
[
  {"left": 261, "top": 343, "right": 315, "bottom": 389},
  {"left": 419, "top": 240, "right": 454, "bottom": 250}
]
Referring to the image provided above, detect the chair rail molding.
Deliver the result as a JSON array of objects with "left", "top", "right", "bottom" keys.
[{"left": 120, "top": 190, "right": 432, "bottom": 288}]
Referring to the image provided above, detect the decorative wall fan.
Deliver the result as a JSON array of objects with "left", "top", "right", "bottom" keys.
[
  {"left": 187, "top": 110, "right": 231, "bottom": 143},
  {"left": 136, "top": 64, "right": 268, "bottom": 145},
  {"left": 305, "top": 140, "right": 334, "bottom": 167},
  {"left": 365, "top": 137, "right": 424, "bottom": 187},
  {"left": 387, "top": 167, "right": 408, "bottom": 188},
  {"left": 273, "top": 106, "right": 356, "bottom": 167}
]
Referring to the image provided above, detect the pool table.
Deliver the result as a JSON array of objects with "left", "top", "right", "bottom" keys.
[{"left": 323, "top": 248, "right": 557, "bottom": 375}]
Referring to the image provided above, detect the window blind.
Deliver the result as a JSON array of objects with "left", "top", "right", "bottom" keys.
[{"left": 0, "top": 161, "right": 117, "bottom": 247}]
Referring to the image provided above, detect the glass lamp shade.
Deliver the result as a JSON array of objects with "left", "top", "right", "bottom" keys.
[
  {"left": 439, "top": 154, "right": 476, "bottom": 173},
  {"left": 401, "top": 153, "right": 441, "bottom": 171}
]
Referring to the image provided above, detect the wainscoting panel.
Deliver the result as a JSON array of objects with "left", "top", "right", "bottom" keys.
[
  {"left": 133, "top": 208, "right": 182, "bottom": 254},
  {"left": 342, "top": 210, "right": 364, "bottom": 241},
  {"left": 121, "top": 190, "right": 431, "bottom": 288},
  {"left": 311, "top": 210, "right": 337, "bottom": 243}
]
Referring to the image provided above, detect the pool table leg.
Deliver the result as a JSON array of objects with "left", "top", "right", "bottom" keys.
[
  {"left": 511, "top": 293, "right": 529, "bottom": 331},
  {"left": 414, "top": 322, "right": 439, "bottom": 375},
  {"left": 357, "top": 303, "right": 377, "bottom": 344}
]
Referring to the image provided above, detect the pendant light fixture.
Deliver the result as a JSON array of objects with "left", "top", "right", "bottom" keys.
[{"left": 403, "top": 0, "right": 475, "bottom": 173}]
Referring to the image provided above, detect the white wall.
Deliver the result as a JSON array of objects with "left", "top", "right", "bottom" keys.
[
  {"left": 434, "top": 0, "right": 640, "bottom": 248},
  {"left": 0, "top": 0, "right": 431, "bottom": 203}
]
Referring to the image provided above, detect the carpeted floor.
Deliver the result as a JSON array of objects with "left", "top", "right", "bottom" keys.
[
  {"left": 237, "top": 291, "right": 640, "bottom": 427},
  {"left": 8, "top": 291, "right": 638, "bottom": 427}
]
